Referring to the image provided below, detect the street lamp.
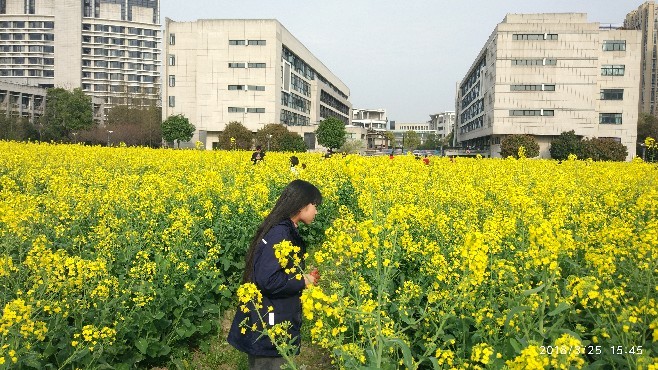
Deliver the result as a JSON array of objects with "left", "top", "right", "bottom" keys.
[
  {"left": 107, "top": 130, "right": 114, "bottom": 147},
  {"left": 267, "top": 134, "right": 272, "bottom": 151}
]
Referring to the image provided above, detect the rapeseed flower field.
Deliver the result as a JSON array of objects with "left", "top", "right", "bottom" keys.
[{"left": 0, "top": 141, "right": 656, "bottom": 369}]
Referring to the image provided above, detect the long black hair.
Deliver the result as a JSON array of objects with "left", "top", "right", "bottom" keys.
[{"left": 242, "top": 179, "right": 322, "bottom": 283}]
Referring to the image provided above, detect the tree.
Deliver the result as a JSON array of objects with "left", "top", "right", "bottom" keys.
[
  {"left": 255, "top": 123, "right": 290, "bottom": 151},
  {"left": 161, "top": 114, "right": 195, "bottom": 148},
  {"left": 42, "top": 88, "right": 93, "bottom": 141},
  {"left": 638, "top": 113, "right": 658, "bottom": 143},
  {"left": 218, "top": 121, "right": 253, "bottom": 150},
  {"left": 500, "top": 134, "right": 540, "bottom": 158},
  {"left": 383, "top": 131, "right": 395, "bottom": 149},
  {"left": 580, "top": 138, "right": 627, "bottom": 161},
  {"left": 316, "top": 117, "right": 346, "bottom": 151},
  {"left": 339, "top": 139, "right": 364, "bottom": 154},
  {"left": 104, "top": 104, "right": 162, "bottom": 147},
  {"left": 402, "top": 130, "right": 420, "bottom": 151},
  {"left": 279, "top": 132, "right": 307, "bottom": 152},
  {"left": 419, "top": 133, "right": 440, "bottom": 150},
  {"left": 0, "top": 113, "right": 35, "bottom": 141},
  {"left": 549, "top": 130, "right": 582, "bottom": 160}
]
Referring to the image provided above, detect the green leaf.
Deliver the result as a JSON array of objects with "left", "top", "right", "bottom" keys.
[
  {"left": 509, "top": 338, "right": 522, "bottom": 353},
  {"left": 521, "top": 284, "right": 545, "bottom": 296},
  {"left": 385, "top": 338, "right": 414, "bottom": 368},
  {"left": 548, "top": 302, "right": 571, "bottom": 316},
  {"left": 136, "top": 338, "right": 149, "bottom": 354},
  {"left": 505, "top": 305, "right": 529, "bottom": 328}
]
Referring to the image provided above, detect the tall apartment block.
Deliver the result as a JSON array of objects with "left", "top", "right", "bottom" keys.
[
  {"left": 625, "top": 1, "right": 657, "bottom": 115},
  {"left": 163, "top": 18, "right": 351, "bottom": 149},
  {"left": 0, "top": 0, "right": 161, "bottom": 110},
  {"left": 455, "top": 13, "right": 641, "bottom": 160}
]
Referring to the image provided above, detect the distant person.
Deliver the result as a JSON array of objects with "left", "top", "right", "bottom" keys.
[
  {"left": 301, "top": 163, "right": 307, "bottom": 170},
  {"left": 324, "top": 149, "right": 333, "bottom": 159},
  {"left": 251, "top": 145, "right": 265, "bottom": 165},
  {"left": 423, "top": 154, "right": 430, "bottom": 165},
  {"left": 290, "top": 155, "right": 299, "bottom": 174}
]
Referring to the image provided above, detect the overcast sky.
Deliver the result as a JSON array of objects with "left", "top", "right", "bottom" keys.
[{"left": 160, "top": 0, "right": 646, "bottom": 123}]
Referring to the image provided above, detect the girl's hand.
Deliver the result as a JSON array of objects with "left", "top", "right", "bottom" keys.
[
  {"left": 303, "top": 273, "right": 317, "bottom": 287},
  {"left": 310, "top": 268, "right": 320, "bottom": 283}
]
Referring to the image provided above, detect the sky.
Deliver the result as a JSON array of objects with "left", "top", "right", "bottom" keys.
[{"left": 160, "top": 0, "right": 646, "bottom": 123}]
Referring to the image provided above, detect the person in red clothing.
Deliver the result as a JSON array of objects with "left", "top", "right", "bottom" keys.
[
  {"left": 228, "top": 180, "right": 322, "bottom": 370},
  {"left": 423, "top": 154, "right": 430, "bottom": 165}
]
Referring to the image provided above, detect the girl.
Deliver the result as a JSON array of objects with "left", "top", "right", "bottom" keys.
[{"left": 227, "top": 179, "right": 321, "bottom": 369}]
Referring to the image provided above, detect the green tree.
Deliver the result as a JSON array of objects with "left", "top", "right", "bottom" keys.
[
  {"left": 316, "top": 117, "right": 346, "bottom": 151},
  {"left": 580, "top": 138, "right": 627, "bottom": 161},
  {"left": 0, "top": 113, "right": 35, "bottom": 141},
  {"left": 638, "top": 113, "right": 658, "bottom": 143},
  {"left": 278, "top": 132, "right": 307, "bottom": 152},
  {"left": 549, "top": 130, "right": 582, "bottom": 160},
  {"left": 218, "top": 121, "right": 253, "bottom": 150},
  {"left": 161, "top": 114, "right": 195, "bottom": 148},
  {"left": 419, "top": 133, "right": 440, "bottom": 150},
  {"left": 42, "top": 88, "right": 94, "bottom": 141},
  {"left": 402, "top": 130, "right": 420, "bottom": 151},
  {"left": 383, "top": 131, "right": 395, "bottom": 149},
  {"left": 255, "top": 123, "right": 290, "bottom": 151},
  {"left": 500, "top": 134, "right": 540, "bottom": 158}
]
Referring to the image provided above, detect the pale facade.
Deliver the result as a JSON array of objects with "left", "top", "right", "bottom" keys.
[
  {"left": 0, "top": 0, "right": 161, "bottom": 110},
  {"left": 428, "top": 111, "right": 455, "bottom": 139},
  {"left": 163, "top": 18, "right": 351, "bottom": 150},
  {"left": 455, "top": 13, "right": 641, "bottom": 160},
  {"left": 625, "top": 1, "right": 657, "bottom": 115},
  {"left": 352, "top": 108, "right": 387, "bottom": 131}
]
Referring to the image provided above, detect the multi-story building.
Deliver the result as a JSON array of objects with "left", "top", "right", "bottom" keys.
[
  {"left": 455, "top": 13, "right": 641, "bottom": 160},
  {"left": 0, "top": 0, "right": 161, "bottom": 111},
  {"left": 163, "top": 18, "right": 351, "bottom": 150},
  {"left": 352, "top": 108, "right": 387, "bottom": 131},
  {"left": 625, "top": 1, "right": 657, "bottom": 115},
  {"left": 428, "top": 111, "right": 455, "bottom": 140}
]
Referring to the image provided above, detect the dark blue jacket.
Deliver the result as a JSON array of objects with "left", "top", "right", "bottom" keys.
[{"left": 227, "top": 219, "right": 307, "bottom": 357}]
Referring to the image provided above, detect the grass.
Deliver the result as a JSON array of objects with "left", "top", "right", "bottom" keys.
[{"left": 159, "top": 309, "right": 337, "bottom": 370}]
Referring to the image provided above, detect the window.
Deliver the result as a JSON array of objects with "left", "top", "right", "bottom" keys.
[
  {"left": 28, "top": 33, "right": 41, "bottom": 40},
  {"left": 0, "top": 34, "right": 9, "bottom": 40},
  {"left": 511, "top": 84, "right": 555, "bottom": 91},
  {"left": 13, "top": 33, "right": 23, "bottom": 40},
  {"left": 43, "top": 58, "right": 53, "bottom": 65},
  {"left": 94, "top": 60, "right": 107, "bottom": 67},
  {"left": 599, "top": 113, "right": 622, "bottom": 124},
  {"left": 248, "top": 40, "right": 266, "bottom": 45},
  {"left": 248, "top": 63, "right": 266, "bottom": 68},
  {"left": 229, "top": 40, "right": 246, "bottom": 45},
  {"left": 169, "top": 33, "right": 175, "bottom": 45},
  {"left": 248, "top": 85, "right": 265, "bottom": 91},
  {"left": 43, "top": 46, "right": 54, "bottom": 53},
  {"left": 228, "top": 107, "right": 245, "bottom": 112},
  {"left": 28, "top": 21, "right": 41, "bottom": 28},
  {"left": 602, "top": 40, "right": 626, "bottom": 51},
  {"left": 247, "top": 108, "right": 265, "bottom": 113},
  {"left": 25, "top": 0, "right": 35, "bottom": 14},
  {"left": 600, "top": 89, "right": 624, "bottom": 100},
  {"left": 44, "top": 33, "right": 54, "bottom": 41},
  {"left": 168, "top": 54, "right": 175, "bottom": 66},
  {"left": 109, "top": 61, "right": 122, "bottom": 68},
  {"left": 512, "top": 58, "right": 557, "bottom": 66},
  {"left": 228, "top": 62, "right": 245, "bottom": 68},
  {"left": 109, "top": 73, "right": 122, "bottom": 80},
  {"left": 601, "top": 65, "right": 625, "bottom": 76},
  {"left": 43, "top": 21, "right": 53, "bottom": 29},
  {"left": 510, "top": 109, "right": 554, "bottom": 116},
  {"left": 228, "top": 85, "right": 246, "bottom": 90},
  {"left": 168, "top": 96, "right": 175, "bottom": 107},
  {"left": 168, "top": 75, "right": 175, "bottom": 87},
  {"left": 43, "top": 70, "right": 54, "bottom": 77},
  {"left": 94, "top": 72, "right": 107, "bottom": 79},
  {"left": 513, "top": 33, "right": 558, "bottom": 40}
]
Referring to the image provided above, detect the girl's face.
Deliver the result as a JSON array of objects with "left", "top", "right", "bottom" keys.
[{"left": 294, "top": 202, "right": 318, "bottom": 226}]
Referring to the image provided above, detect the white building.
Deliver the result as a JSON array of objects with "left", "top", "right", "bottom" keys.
[
  {"left": 428, "top": 111, "right": 455, "bottom": 140},
  {"left": 455, "top": 13, "right": 641, "bottom": 160},
  {"left": 352, "top": 108, "right": 387, "bottom": 131},
  {"left": 163, "top": 18, "right": 351, "bottom": 150},
  {"left": 0, "top": 0, "right": 161, "bottom": 111}
]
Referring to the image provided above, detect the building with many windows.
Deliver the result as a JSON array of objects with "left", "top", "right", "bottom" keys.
[
  {"left": 0, "top": 0, "right": 161, "bottom": 111},
  {"left": 625, "top": 1, "right": 658, "bottom": 115},
  {"left": 352, "top": 108, "right": 387, "bottom": 131},
  {"left": 428, "top": 111, "right": 455, "bottom": 140},
  {"left": 455, "top": 13, "right": 641, "bottom": 160},
  {"left": 163, "top": 18, "right": 351, "bottom": 149}
]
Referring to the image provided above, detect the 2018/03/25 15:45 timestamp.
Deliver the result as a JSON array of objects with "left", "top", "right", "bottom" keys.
[{"left": 540, "top": 345, "right": 643, "bottom": 356}]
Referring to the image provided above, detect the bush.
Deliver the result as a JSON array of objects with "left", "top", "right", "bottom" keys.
[
  {"left": 278, "top": 132, "right": 307, "bottom": 152},
  {"left": 549, "top": 130, "right": 582, "bottom": 160},
  {"left": 500, "top": 134, "right": 540, "bottom": 158},
  {"left": 580, "top": 138, "right": 627, "bottom": 161}
]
